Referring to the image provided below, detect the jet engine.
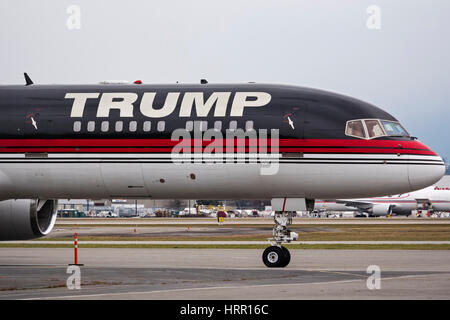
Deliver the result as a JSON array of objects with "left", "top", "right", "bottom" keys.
[
  {"left": 369, "top": 203, "right": 392, "bottom": 216},
  {"left": 0, "top": 199, "right": 58, "bottom": 240}
]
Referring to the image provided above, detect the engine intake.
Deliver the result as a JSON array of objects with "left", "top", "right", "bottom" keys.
[
  {"left": 0, "top": 199, "right": 58, "bottom": 240},
  {"left": 369, "top": 203, "right": 392, "bottom": 216}
]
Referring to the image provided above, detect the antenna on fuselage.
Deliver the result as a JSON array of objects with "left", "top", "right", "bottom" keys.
[{"left": 24, "top": 73, "right": 33, "bottom": 86}]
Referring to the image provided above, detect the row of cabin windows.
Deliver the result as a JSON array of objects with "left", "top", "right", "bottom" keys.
[
  {"left": 185, "top": 120, "right": 254, "bottom": 132},
  {"left": 73, "top": 120, "right": 164, "bottom": 133},
  {"left": 73, "top": 120, "right": 255, "bottom": 133}
]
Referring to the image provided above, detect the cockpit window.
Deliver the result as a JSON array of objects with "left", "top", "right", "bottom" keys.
[
  {"left": 345, "top": 119, "right": 410, "bottom": 139},
  {"left": 345, "top": 120, "right": 366, "bottom": 139},
  {"left": 381, "top": 120, "right": 409, "bottom": 137},
  {"left": 365, "top": 120, "right": 385, "bottom": 138}
]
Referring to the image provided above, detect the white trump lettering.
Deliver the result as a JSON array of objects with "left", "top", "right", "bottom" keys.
[
  {"left": 65, "top": 93, "right": 100, "bottom": 117},
  {"left": 67, "top": 91, "right": 271, "bottom": 118},
  {"left": 140, "top": 92, "right": 180, "bottom": 118},
  {"left": 180, "top": 92, "right": 231, "bottom": 117},
  {"left": 97, "top": 92, "right": 137, "bottom": 117},
  {"left": 230, "top": 92, "right": 272, "bottom": 117}
]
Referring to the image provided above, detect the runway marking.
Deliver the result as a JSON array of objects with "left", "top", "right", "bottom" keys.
[
  {"left": 22, "top": 274, "right": 439, "bottom": 300},
  {"left": 4, "top": 241, "right": 450, "bottom": 245},
  {"left": 317, "top": 270, "right": 368, "bottom": 279},
  {"left": 0, "top": 264, "right": 67, "bottom": 267}
]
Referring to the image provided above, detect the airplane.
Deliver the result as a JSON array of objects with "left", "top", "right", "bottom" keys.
[
  {"left": 315, "top": 184, "right": 450, "bottom": 217},
  {"left": 0, "top": 74, "right": 445, "bottom": 268}
]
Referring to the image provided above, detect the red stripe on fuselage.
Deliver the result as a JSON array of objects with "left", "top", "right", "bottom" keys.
[
  {"left": 0, "top": 139, "right": 437, "bottom": 155},
  {"left": 0, "top": 147, "right": 437, "bottom": 155},
  {"left": 0, "top": 138, "right": 433, "bottom": 148}
]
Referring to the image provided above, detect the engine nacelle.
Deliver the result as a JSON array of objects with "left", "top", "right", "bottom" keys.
[
  {"left": 369, "top": 203, "right": 392, "bottom": 216},
  {"left": 0, "top": 199, "right": 58, "bottom": 240}
]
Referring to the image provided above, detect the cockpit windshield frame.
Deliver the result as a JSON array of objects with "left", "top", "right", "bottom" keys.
[{"left": 345, "top": 119, "right": 410, "bottom": 140}]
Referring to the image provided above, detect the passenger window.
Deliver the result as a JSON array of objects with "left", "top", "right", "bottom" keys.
[
  {"left": 186, "top": 121, "right": 193, "bottom": 131},
  {"left": 345, "top": 120, "right": 366, "bottom": 139},
  {"left": 143, "top": 121, "right": 151, "bottom": 132},
  {"left": 157, "top": 121, "right": 165, "bottom": 132},
  {"left": 101, "top": 121, "right": 109, "bottom": 132},
  {"left": 245, "top": 120, "right": 254, "bottom": 131},
  {"left": 115, "top": 121, "right": 123, "bottom": 132},
  {"left": 195, "top": 121, "right": 207, "bottom": 132},
  {"left": 73, "top": 121, "right": 81, "bottom": 132},
  {"left": 87, "top": 121, "right": 95, "bottom": 132},
  {"left": 214, "top": 121, "right": 222, "bottom": 131},
  {"left": 229, "top": 121, "right": 237, "bottom": 131},
  {"left": 129, "top": 121, "right": 137, "bottom": 132},
  {"left": 365, "top": 120, "right": 385, "bottom": 138}
]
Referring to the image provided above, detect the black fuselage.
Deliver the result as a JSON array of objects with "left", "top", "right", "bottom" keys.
[{"left": 0, "top": 83, "right": 398, "bottom": 140}]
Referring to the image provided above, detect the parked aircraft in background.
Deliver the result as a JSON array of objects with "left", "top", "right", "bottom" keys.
[{"left": 315, "top": 184, "right": 450, "bottom": 217}]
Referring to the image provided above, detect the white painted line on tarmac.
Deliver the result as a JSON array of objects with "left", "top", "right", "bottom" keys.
[
  {"left": 3, "top": 240, "right": 450, "bottom": 245},
  {"left": 23, "top": 274, "right": 436, "bottom": 300}
]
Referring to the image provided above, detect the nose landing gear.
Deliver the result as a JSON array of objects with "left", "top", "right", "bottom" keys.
[
  {"left": 262, "top": 211, "right": 297, "bottom": 268},
  {"left": 262, "top": 245, "right": 291, "bottom": 268}
]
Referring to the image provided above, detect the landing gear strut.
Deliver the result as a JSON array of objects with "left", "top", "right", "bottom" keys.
[{"left": 262, "top": 211, "right": 298, "bottom": 268}]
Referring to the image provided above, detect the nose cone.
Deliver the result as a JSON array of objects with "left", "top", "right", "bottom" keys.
[{"left": 408, "top": 152, "right": 445, "bottom": 191}]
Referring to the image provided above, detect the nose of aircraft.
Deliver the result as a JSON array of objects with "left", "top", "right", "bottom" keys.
[{"left": 408, "top": 151, "right": 445, "bottom": 191}]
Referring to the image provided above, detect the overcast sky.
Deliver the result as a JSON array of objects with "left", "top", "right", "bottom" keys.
[{"left": 1, "top": 0, "right": 449, "bottom": 158}]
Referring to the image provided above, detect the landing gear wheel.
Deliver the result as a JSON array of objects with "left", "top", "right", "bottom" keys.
[
  {"left": 279, "top": 246, "right": 291, "bottom": 267},
  {"left": 262, "top": 246, "right": 283, "bottom": 268},
  {"left": 262, "top": 246, "right": 290, "bottom": 268}
]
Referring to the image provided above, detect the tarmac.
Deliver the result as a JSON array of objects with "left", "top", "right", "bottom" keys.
[
  {"left": 55, "top": 217, "right": 450, "bottom": 225},
  {"left": 4, "top": 240, "right": 450, "bottom": 245},
  {"left": 0, "top": 248, "right": 449, "bottom": 300}
]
